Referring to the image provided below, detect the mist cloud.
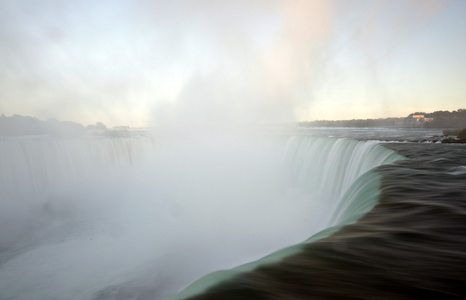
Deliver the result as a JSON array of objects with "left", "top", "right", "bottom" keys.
[{"left": 0, "top": 0, "right": 456, "bottom": 126}]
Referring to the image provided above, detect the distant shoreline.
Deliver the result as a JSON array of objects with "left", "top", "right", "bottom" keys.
[{"left": 300, "top": 108, "right": 466, "bottom": 129}]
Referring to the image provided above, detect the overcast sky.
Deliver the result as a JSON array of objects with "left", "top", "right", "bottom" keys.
[{"left": 0, "top": 0, "right": 465, "bottom": 127}]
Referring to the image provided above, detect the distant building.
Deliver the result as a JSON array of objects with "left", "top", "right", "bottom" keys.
[
  {"left": 395, "top": 114, "right": 433, "bottom": 128},
  {"left": 412, "top": 115, "right": 434, "bottom": 122}
]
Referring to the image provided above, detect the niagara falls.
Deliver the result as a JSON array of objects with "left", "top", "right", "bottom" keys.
[
  {"left": 0, "top": 128, "right": 402, "bottom": 298},
  {"left": 1, "top": 0, "right": 466, "bottom": 299}
]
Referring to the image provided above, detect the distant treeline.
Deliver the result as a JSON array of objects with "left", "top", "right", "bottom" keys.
[
  {"left": 300, "top": 109, "right": 466, "bottom": 128},
  {"left": 412, "top": 109, "right": 466, "bottom": 128},
  {"left": 300, "top": 118, "right": 402, "bottom": 128},
  {"left": 0, "top": 115, "right": 86, "bottom": 136},
  {"left": 0, "top": 115, "right": 129, "bottom": 137}
]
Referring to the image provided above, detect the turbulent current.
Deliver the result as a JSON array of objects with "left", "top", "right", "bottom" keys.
[{"left": 0, "top": 130, "right": 465, "bottom": 299}]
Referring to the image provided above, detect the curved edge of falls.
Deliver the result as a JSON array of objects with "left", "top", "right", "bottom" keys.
[{"left": 163, "top": 137, "right": 405, "bottom": 300}]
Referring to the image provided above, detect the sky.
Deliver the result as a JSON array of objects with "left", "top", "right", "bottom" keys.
[{"left": 0, "top": 0, "right": 465, "bottom": 127}]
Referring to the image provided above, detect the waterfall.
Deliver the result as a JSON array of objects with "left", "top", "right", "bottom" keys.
[
  {"left": 166, "top": 137, "right": 404, "bottom": 300},
  {"left": 0, "top": 136, "right": 154, "bottom": 253},
  {"left": 0, "top": 135, "right": 404, "bottom": 300},
  {"left": 0, "top": 136, "right": 154, "bottom": 199},
  {"left": 283, "top": 137, "right": 403, "bottom": 226}
]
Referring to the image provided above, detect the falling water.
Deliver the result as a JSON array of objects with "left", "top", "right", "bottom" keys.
[{"left": 0, "top": 134, "right": 403, "bottom": 300}]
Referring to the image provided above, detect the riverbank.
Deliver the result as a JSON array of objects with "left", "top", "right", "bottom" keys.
[{"left": 419, "top": 128, "right": 466, "bottom": 143}]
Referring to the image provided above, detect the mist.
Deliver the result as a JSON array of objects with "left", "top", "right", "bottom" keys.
[
  {"left": 1, "top": 0, "right": 456, "bottom": 126},
  {"left": 0, "top": 133, "right": 338, "bottom": 299},
  {"left": 1, "top": 0, "right": 331, "bottom": 126}
]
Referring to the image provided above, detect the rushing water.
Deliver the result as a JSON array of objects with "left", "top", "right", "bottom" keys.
[
  {"left": 0, "top": 128, "right": 464, "bottom": 299},
  {"left": 181, "top": 141, "right": 466, "bottom": 300}
]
